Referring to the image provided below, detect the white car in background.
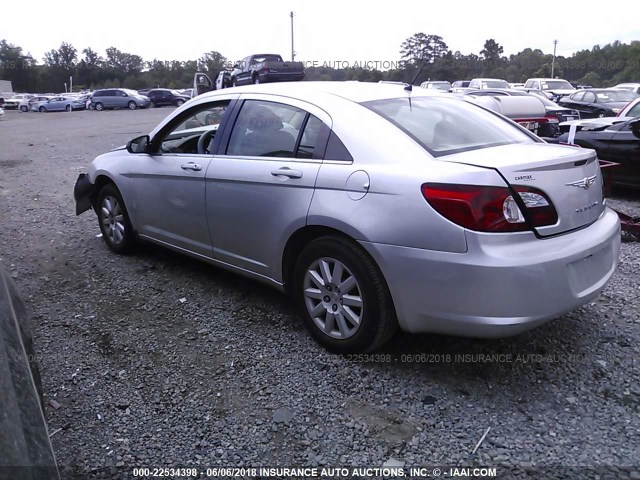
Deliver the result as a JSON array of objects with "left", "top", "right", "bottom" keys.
[
  {"left": 3, "top": 94, "right": 35, "bottom": 110},
  {"left": 613, "top": 83, "right": 640, "bottom": 95}
]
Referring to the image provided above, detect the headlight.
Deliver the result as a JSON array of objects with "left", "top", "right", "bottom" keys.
[{"left": 611, "top": 108, "right": 621, "bottom": 114}]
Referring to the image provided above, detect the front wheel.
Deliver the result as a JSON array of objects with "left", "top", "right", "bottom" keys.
[
  {"left": 96, "top": 184, "right": 137, "bottom": 254},
  {"left": 65, "top": 105, "right": 71, "bottom": 112},
  {"left": 128, "top": 101, "right": 137, "bottom": 110},
  {"left": 293, "top": 236, "right": 397, "bottom": 353},
  {"left": 254, "top": 76, "right": 260, "bottom": 85},
  {"left": 597, "top": 110, "right": 606, "bottom": 118},
  {"left": 176, "top": 99, "right": 184, "bottom": 106},
  {"left": 231, "top": 77, "right": 237, "bottom": 87},
  {"left": 20, "top": 105, "right": 28, "bottom": 112}
]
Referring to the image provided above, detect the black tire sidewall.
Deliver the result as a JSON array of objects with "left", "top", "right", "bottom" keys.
[
  {"left": 96, "top": 184, "right": 136, "bottom": 254},
  {"left": 293, "top": 236, "right": 395, "bottom": 353}
]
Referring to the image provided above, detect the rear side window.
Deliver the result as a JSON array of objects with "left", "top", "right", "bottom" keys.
[
  {"left": 363, "top": 97, "right": 535, "bottom": 157},
  {"left": 226, "top": 100, "right": 303, "bottom": 157}
]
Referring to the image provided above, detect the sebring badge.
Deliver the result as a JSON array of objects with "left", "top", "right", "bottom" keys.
[{"left": 565, "top": 175, "right": 597, "bottom": 190}]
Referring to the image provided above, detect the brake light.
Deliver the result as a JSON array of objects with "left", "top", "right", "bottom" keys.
[
  {"left": 540, "top": 116, "right": 560, "bottom": 124},
  {"left": 421, "top": 183, "right": 557, "bottom": 232}
]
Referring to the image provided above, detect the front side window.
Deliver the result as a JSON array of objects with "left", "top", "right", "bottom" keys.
[
  {"left": 363, "top": 96, "right": 535, "bottom": 157},
  {"left": 226, "top": 100, "right": 305, "bottom": 157},
  {"left": 158, "top": 101, "right": 230, "bottom": 154}
]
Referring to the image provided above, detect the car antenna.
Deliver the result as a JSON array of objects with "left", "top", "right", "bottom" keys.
[{"left": 404, "top": 60, "right": 427, "bottom": 92}]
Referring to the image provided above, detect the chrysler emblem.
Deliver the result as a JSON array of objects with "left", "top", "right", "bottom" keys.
[{"left": 565, "top": 175, "right": 597, "bottom": 190}]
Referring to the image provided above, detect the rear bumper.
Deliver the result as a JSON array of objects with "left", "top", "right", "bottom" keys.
[{"left": 360, "top": 208, "right": 621, "bottom": 338}]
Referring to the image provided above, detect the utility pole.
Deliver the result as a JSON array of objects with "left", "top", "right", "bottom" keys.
[
  {"left": 290, "top": 11, "right": 295, "bottom": 62},
  {"left": 551, "top": 39, "right": 558, "bottom": 78}
]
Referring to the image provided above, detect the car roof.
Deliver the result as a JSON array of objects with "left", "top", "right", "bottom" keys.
[{"left": 197, "top": 81, "right": 445, "bottom": 104}]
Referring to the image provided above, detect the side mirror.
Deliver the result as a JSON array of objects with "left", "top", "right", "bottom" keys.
[
  {"left": 629, "top": 119, "right": 640, "bottom": 139},
  {"left": 127, "top": 135, "right": 150, "bottom": 153}
]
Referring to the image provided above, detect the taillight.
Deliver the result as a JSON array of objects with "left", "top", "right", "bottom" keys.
[
  {"left": 421, "top": 183, "right": 558, "bottom": 233},
  {"left": 540, "top": 116, "right": 560, "bottom": 124}
]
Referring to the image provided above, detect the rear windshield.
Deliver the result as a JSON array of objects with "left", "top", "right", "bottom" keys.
[
  {"left": 482, "top": 80, "right": 509, "bottom": 88},
  {"left": 362, "top": 96, "right": 535, "bottom": 157},
  {"left": 540, "top": 80, "right": 573, "bottom": 90}
]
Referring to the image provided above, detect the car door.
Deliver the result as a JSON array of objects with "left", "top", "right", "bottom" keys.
[
  {"left": 47, "top": 97, "right": 64, "bottom": 111},
  {"left": 237, "top": 57, "right": 252, "bottom": 85},
  {"left": 127, "top": 100, "right": 233, "bottom": 256},
  {"left": 205, "top": 96, "right": 330, "bottom": 281},
  {"left": 193, "top": 73, "right": 214, "bottom": 97},
  {"left": 597, "top": 120, "right": 640, "bottom": 186},
  {"left": 581, "top": 91, "right": 597, "bottom": 117}
]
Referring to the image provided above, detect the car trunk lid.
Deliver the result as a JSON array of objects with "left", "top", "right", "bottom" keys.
[{"left": 440, "top": 143, "right": 604, "bottom": 237}]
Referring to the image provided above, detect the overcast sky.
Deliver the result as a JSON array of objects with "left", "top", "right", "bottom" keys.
[{"left": 4, "top": 0, "right": 640, "bottom": 67}]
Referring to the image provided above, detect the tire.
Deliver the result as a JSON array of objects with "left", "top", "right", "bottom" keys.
[
  {"left": 95, "top": 102, "right": 104, "bottom": 111},
  {"left": 96, "top": 183, "right": 137, "bottom": 254},
  {"left": 597, "top": 110, "right": 606, "bottom": 118},
  {"left": 20, "top": 105, "right": 28, "bottom": 112},
  {"left": 232, "top": 77, "right": 237, "bottom": 87},
  {"left": 150, "top": 102, "right": 156, "bottom": 108},
  {"left": 254, "top": 76, "right": 260, "bottom": 85},
  {"left": 39, "top": 106, "right": 46, "bottom": 112},
  {"left": 128, "top": 101, "right": 137, "bottom": 110},
  {"left": 65, "top": 104, "right": 71, "bottom": 112},
  {"left": 293, "top": 236, "right": 397, "bottom": 353}
]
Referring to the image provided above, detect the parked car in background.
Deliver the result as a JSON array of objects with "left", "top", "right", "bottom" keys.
[
  {"left": 552, "top": 117, "right": 640, "bottom": 189},
  {"left": 468, "top": 78, "right": 510, "bottom": 90},
  {"left": 618, "top": 97, "right": 640, "bottom": 117},
  {"left": 147, "top": 89, "right": 190, "bottom": 107},
  {"left": 523, "top": 78, "right": 576, "bottom": 101},
  {"left": 137, "top": 88, "right": 153, "bottom": 96},
  {"left": 34, "top": 96, "right": 86, "bottom": 112},
  {"left": 230, "top": 53, "right": 305, "bottom": 86},
  {"left": 559, "top": 88, "right": 638, "bottom": 118},
  {"left": 4, "top": 93, "right": 35, "bottom": 110},
  {"left": 74, "top": 81, "right": 620, "bottom": 353},
  {"left": 613, "top": 83, "right": 640, "bottom": 95},
  {"left": 90, "top": 88, "right": 150, "bottom": 111},
  {"left": 19, "top": 95, "right": 52, "bottom": 112},
  {"left": 509, "top": 83, "right": 525, "bottom": 88},
  {"left": 419, "top": 81, "right": 451, "bottom": 91},
  {"left": 467, "top": 89, "right": 579, "bottom": 136}
]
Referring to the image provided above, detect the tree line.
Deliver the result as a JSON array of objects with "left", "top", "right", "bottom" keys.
[{"left": 1, "top": 35, "right": 638, "bottom": 93}]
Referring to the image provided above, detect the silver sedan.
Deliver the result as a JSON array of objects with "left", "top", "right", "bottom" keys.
[{"left": 74, "top": 82, "right": 621, "bottom": 352}]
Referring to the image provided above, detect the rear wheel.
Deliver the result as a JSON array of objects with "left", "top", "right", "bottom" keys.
[
  {"left": 96, "top": 184, "right": 137, "bottom": 254},
  {"left": 128, "top": 101, "right": 137, "bottom": 110},
  {"left": 176, "top": 99, "right": 184, "bottom": 106},
  {"left": 597, "top": 110, "right": 606, "bottom": 118},
  {"left": 293, "top": 236, "right": 397, "bottom": 353},
  {"left": 20, "top": 105, "right": 28, "bottom": 112},
  {"left": 95, "top": 102, "right": 104, "bottom": 111}
]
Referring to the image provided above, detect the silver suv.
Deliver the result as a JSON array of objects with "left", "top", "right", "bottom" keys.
[{"left": 90, "top": 88, "right": 150, "bottom": 111}]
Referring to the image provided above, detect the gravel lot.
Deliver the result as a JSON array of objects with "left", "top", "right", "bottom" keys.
[{"left": 1, "top": 108, "right": 639, "bottom": 479}]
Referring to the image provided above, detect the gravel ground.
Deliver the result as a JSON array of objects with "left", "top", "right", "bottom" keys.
[{"left": 1, "top": 108, "right": 639, "bottom": 479}]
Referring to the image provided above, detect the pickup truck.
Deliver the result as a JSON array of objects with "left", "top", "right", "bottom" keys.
[{"left": 230, "top": 53, "right": 304, "bottom": 86}]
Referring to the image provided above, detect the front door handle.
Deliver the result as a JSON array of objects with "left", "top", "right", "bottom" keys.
[
  {"left": 181, "top": 163, "right": 202, "bottom": 171},
  {"left": 271, "top": 167, "right": 303, "bottom": 179}
]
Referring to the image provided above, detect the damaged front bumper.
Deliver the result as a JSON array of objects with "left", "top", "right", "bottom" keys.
[{"left": 74, "top": 173, "right": 94, "bottom": 215}]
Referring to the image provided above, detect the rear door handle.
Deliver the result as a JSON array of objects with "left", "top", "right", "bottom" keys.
[
  {"left": 271, "top": 167, "right": 303, "bottom": 179},
  {"left": 181, "top": 162, "right": 202, "bottom": 171}
]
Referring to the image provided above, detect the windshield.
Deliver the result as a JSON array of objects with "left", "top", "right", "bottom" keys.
[
  {"left": 540, "top": 80, "right": 573, "bottom": 90},
  {"left": 595, "top": 90, "right": 638, "bottom": 103},
  {"left": 363, "top": 96, "right": 535, "bottom": 157},
  {"left": 482, "top": 80, "right": 509, "bottom": 88}
]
